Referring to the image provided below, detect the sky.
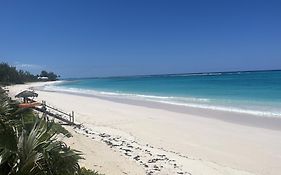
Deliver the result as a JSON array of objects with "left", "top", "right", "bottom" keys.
[{"left": 0, "top": 0, "right": 281, "bottom": 78}]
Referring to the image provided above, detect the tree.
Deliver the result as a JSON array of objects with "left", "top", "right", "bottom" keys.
[
  {"left": 0, "top": 63, "right": 60, "bottom": 84},
  {"left": 0, "top": 62, "right": 38, "bottom": 85},
  {"left": 40, "top": 70, "right": 48, "bottom": 77},
  {"left": 47, "top": 72, "right": 58, "bottom": 81},
  {"left": 0, "top": 63, "right": 22, "bottom": 84},
  {"left": 39, "top": 70, "right": 58, "bottom": 81}
]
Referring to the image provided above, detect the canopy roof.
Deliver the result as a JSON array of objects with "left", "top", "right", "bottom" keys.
[{"left": 15, "top": 90, "right": 38, "bottom": 98}]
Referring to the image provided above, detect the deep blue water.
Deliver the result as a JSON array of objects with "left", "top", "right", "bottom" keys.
[{"left": 46, "top": 70, "right": 281, "bottom": 117}]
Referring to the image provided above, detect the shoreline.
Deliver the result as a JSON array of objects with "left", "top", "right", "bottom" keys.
[
  {"left": 7, "top": 82, "right": 281, "bottom": 175},
  {"left": 41, "top": 84, "right": 281, "bottom": 118},
  {"left": 38, "top": 85, "right": 281, "bottom": 131}
]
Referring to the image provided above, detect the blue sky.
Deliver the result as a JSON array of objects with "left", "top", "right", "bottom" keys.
[{"left": 0, "top": 0, "right": 280, "bottom": 78}]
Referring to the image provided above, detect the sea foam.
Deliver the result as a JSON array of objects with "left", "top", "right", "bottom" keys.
[{"left": 42, "top": 84, "right": 281, "bottom": 118}]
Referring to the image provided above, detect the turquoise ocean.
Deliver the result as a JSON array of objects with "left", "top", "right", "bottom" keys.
[{"left": 45, "top": 70, "right": 281, "bottom": 118}]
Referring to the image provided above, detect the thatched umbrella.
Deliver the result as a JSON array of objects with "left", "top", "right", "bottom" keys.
[{"left": 15, "top": 90, "right": 38, "bottom": 102}]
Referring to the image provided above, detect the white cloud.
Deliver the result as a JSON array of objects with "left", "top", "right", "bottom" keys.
[
  {"left": 16, "top": 63, "right": 42, "bottom": 69},
  {"left": 14, "top": 61, "right": 42, "bottom": 69},
  {"left": 13, "top": 62, "right": 43, "bottom": 74}
]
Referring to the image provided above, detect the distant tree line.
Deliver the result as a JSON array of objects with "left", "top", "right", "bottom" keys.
[
  {"left": 0, "top": 62, "right": 59, "bottom": 85},
  {"left": 38, "top": 70, "right": 59, "bottom": 81}
]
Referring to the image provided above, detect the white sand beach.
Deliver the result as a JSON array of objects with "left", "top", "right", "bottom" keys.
[{"left": 7, "top": 82, "right": 281, "bottom": 175}]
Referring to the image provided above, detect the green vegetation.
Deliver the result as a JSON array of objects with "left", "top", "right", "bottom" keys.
[
  {"left": 0, "top": 89, "right": 102, "bottom": 175},
  {"left": 39, "top": 70, "right": 59, "bottom": 81},
  {"left": 0, "top": 62, "right": 59, "bottom": 85},
  {"left": 0, "top": 63, "right": 37, "bottom": 85},
  {"left": 80, "top": 167, "right": 102, "bottom": 175}
]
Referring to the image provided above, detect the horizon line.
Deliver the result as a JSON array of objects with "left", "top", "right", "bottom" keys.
[{"left": 62, "top": 68, "right": 281, "bottom": 80}]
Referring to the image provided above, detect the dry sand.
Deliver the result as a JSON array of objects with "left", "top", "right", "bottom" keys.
[{"left": 7, "top": 82, "right": 281, "bottom": 175}]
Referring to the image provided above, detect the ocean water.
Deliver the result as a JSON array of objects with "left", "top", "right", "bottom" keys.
[{"left": 45, "top": 70, "right": 281, "bottom": 118}]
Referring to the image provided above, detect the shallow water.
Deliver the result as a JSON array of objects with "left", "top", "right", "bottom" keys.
[{"left": 45, "top": 70, "right": 281, "bottom": 117}]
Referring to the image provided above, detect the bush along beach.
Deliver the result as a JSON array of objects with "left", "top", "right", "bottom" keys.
[{"left": 0, "top": 88, "right": 101, "bottom": 175}]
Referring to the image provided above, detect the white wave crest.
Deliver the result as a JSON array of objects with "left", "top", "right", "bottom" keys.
[{"left": 41, "top": 85, "right": 281, "bottom": 118}]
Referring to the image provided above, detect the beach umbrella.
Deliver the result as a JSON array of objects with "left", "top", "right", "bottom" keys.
[{"left": 15, "top": 90, "right": 38, "bottom": 98}]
